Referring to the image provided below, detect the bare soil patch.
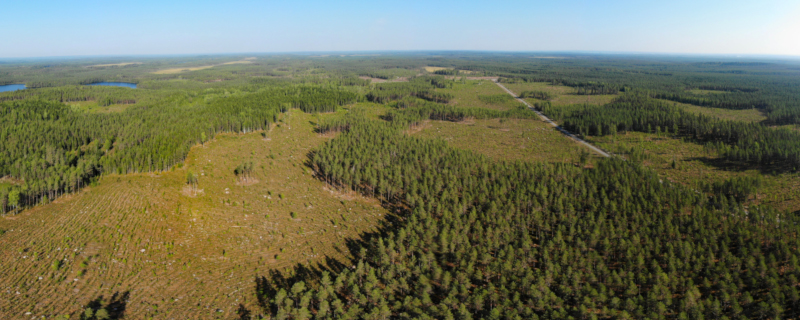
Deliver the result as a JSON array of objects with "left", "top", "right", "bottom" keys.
[
  {"left": 322, "top": 185, "right": 371, "bottom": 202},
  {"left": 181, "top": 185, "right": 204, "bottom": 197}
]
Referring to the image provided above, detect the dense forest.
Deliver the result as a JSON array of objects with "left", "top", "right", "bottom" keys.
[{"left": 255, "top": 111, "right": 798, "bottom": 319}]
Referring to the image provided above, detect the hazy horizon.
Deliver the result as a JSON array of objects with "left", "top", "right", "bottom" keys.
[
  {"left": 4, "top": 50, "right": 800, "bottom": 62},
  {"left": 3, "top": 0, "right": 800, "bottom": 58}
]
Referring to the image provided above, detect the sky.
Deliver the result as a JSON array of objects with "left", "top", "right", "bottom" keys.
[{"left": 1, "top": 0, "right": 799, "bottom": 58}]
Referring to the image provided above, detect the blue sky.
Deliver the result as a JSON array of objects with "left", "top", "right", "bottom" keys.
[{"left": 2, "top": 0, "right": 799, "bottom": 58}]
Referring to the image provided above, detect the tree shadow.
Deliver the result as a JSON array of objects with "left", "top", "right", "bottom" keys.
[
  {"left": 252, "top": 143, "right": 415, "bottom": 317},
  {"left": 687, "top": 156, "right": 796, "bottom": 175},
  {"left": 79, "top": 291, "right": 130, "bottom": 319},
  {"left": 253, "top": 196, "right": 408, "bottom": 314},
  {"left": 236, "top": 304, "right": 252, "bottom": 320},
  {"left": 255, "top": 262, "right": 329, "bottom": 313}
]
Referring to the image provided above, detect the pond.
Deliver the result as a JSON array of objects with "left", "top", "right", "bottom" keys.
[
  {"left": 86, "top": 82, "right": 137, "bottom": 89},
  {"left": 0, "top": 84, "right": 26, "bottom": 92}
]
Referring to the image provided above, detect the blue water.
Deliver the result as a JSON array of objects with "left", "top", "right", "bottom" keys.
[
  {"left": 86, "top": 82, "right": 137, "bottom": 89},
  {"left": 0, "top": 84, "right": 26, "bottom": 92}
]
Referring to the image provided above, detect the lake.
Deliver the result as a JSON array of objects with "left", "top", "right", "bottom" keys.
[
  {"left": 86, "top": 82, "right": 137, "bottom": 89},
  {"left": 0, "top": 84, "right": 26, "bottom": 92}
]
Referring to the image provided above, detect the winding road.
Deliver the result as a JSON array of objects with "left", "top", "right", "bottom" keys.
[{"left": 493, "top": 80, "right": 612, "bottom": 158}]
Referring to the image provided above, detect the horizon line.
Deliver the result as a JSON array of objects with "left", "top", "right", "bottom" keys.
[{"left": 2, "top": 49, "right": 800, "bottom": 61}]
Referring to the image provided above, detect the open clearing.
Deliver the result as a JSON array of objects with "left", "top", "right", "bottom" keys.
[
  {"left": 660, "top": 99, "right": 768, "bottom": 123},
  {"left": 0, "top": 110, "right": 389, "bottom": 319},
  {"left": 587, "top": 131, "right": 800, "bottom": 211},
  {"left": 152, "top": 65, "right": 216, "bottom": 74},
  {"left": 221, "top": 61, "right": 254, "bottom": 65},
  {"left": 90, "top": 62, "right": 142, "bottom": 67},
  {"left": 423, "top": 66, "right": 449, "bottom": 72},
  {"left": 502, "top": 81, "right": 618, "bottom": 106},
  {"left": 152, "top": 60, "right": 253, "bottom": 74},
  {"left": 439, "top": 80, "right": 524, "bottom": 111},
  {"left": 414, "top": 118, "right": 596, "bottom": 164}
]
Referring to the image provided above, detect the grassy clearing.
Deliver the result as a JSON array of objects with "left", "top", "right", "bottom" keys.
[
  {"left": 152, "top": 60, "right": 254, "bottom": 74},
  {"left": 413, "top": 118, "right": 596, "bottom": 164},
  {"left": 439, "top": 80, "right": 524, "bottom": 111},
  {"left": 153, "top": 66, "right": 216, "bottom": 74},
  {"left": 0, "top": 110, "right": 389, "bottom": 319},
  {"left": 221, "top": 61, "right": 254, "bottom": 65},
  {"left": 586, "top": 131, "right": 800, "bottom": 212},
  {"left": 89, "top": 62, "right": 142, "bottom": 67},
  {"left": 502, "top": 82, "right": 617, "bottom": 106},
  {"left": 659, "top": 99, "right": 768, "bottom": 123},
  {"left": 423, "top": 66, "right": 449, "bottom": 72}
]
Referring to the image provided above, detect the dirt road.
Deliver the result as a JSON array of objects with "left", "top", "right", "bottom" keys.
[{"left": 493, "top": 80, "right": 612, "bottom": 158}]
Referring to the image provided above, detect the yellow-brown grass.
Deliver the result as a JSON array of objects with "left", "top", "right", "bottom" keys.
[
  {"left": 153, "top": 60, "right": 254, "bottom": 74},
  {"left": 152, "top": 65, "right": 215, "bottom": 74},
  {"left": 503, "top": 82, "right": 617, "bottom": 106},
  {"left": 659, "top": 100, "right": 768, "bottom": 123},
  {"left": 414, "top": 118, "right": 595, "bottom": 164},
  {"left": 221, "top": 61, "right": 254, "bottom": 65},
  {"left": 0, "top": 110, "right": 389, "bottom": 318},
  {"left": 424, "top": 66, "right": 449, "bottom": 72},
  {"left": 90, "top": 62, "right": 142, "bottom": 67}
]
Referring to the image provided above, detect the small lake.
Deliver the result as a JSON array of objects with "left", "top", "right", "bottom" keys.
[
  {"left": 0, "top": 84, "right": 26, "bottom": 93},
  {"left": 86, "top": 82, "right": 137, "bottom": 89}
]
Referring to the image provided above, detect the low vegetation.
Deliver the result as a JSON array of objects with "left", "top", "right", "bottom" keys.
[{"left": 0, "top": 110, "right": 389, "bottom": 318}]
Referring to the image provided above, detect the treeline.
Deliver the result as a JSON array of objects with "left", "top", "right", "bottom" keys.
[
  {"left": 385, "top": 102, "right": 537, "bottom": 127},
  {"left": 358, "top": 68, "right": 418, "bottom": 80},
  {"left": 500, "top": 77, "right": 624, "bottom": 95},
  {"left": 697, "top": 85, "right": 759, "bottom": 93},
  {"left": 0, "top": 86, "right": 359, "bottom": 214},
  {"left": 316, "top": 99, "right": 537, "bottom": 135},
  {"left": 575, "top": 83, "right": 620, "bottom": 95},
  {"left": 366, "top": 76, "right": 454, "bottom": 104},
  {"left": 704, "top": 176, "right": 763, "bottom": 203},
  {"left": 256, "top": 113, "right": 800, "bottom": 319},
  {"left": 519, "top": 90, "right": 554, "bottom": 100},
  {"left": 477, "top": 94, "right": 514, "bottom": 105},
  {"left": 467, "top": 57, "right": 800, "bottom": 125},
  {"left": 433, "top": 69, "right": 458, "bottom": 75},
  {"left": 653, "top": 92, "right": 768, "bottom": 110},
  {"left": 0, "top": 85, "right": 144, "bottom": 106},
  {"left": 536, "top": 94, "right": 800, "bottom": 170}
]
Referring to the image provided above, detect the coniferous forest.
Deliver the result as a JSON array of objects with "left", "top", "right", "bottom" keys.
[{"left": 1, "top": 53, "right": 800, "bottom": 319}]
